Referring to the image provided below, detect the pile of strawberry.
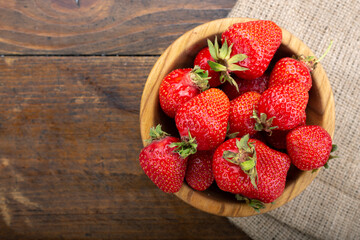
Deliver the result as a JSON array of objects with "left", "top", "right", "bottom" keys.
[{"left": 139, "top": 20, "right": 337, "bottom": 212}]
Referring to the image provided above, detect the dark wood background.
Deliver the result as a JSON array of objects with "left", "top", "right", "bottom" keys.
[{"left": 0, "top": 0, "right": 251, "bottom": 239}]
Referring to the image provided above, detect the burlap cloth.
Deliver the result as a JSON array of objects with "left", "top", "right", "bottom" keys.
[{"left": 227, "top": 1, "right": 360, "bottom": 239}]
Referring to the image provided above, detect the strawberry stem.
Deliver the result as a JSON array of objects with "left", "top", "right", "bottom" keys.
[
  {"left": 315, "top": 40, "right": 333, "bottom": 63},
  {"left": 297, "top": 40, "right": 333, "bottom": 71}
]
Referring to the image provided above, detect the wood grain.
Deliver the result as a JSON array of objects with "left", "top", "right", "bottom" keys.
[
  {"left": 0, "top": 56, "right": 250, "bottom": 239},
  {"left": 0, "top": 0, "right": 236, "bottom": 55},
  {"left": 140, "top": 18, "right": 335, "bottom": 217}
]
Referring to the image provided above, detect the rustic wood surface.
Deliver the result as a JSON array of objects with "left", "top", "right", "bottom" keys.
[
  {"left": 0, "top": 0, "right": 254, "bottom": 239},
  {"left": 0, "top": 0, "right": 236, "bottom": 55}
]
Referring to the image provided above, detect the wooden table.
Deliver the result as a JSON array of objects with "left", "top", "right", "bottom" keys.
[{"left": 0, "top": 0, "right": 251, "bottom": 239}]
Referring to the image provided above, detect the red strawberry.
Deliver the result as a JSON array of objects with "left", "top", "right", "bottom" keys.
[
  {"left": 213, "top": 134, "right": 291, "bottom": 206},
  {"left": 221, "top": 20, "right": 282, "bottom": 80},
  {"left": 228, "top": 91, "right": 261, "bottom": 138},
  {"left": 185, "top": 151, "right": 214, "bottom": 191},
  {"left": 159, "top": 66, "right": 209, "bottom": 118},
  {"left": 269, "top": 57, "right": 312, "bottom": 91},
  {"left": 254, "top": 82, "right": 309, "bottom": 132},
  {"left": 139, "top": 125, "right": 195, "bottom": 193},
  {"left": 175, "top": 88, "right": 230, "bottom": 151},
  {"left": 286, "top": 125, "right": 336, "bottom": 171},
  {"left": 264, "top": 112, "right": 306, "bottom": 150},
  {"left": 221, "top": 74, "right": 269, "bottom": 100},
  {"left": 269, "top": 41, "right": 333, "bottom": 91}
]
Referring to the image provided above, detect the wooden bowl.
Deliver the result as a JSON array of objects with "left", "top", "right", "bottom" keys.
[{"left": 139, "top": 18, "right": 335, "bottom": 217}]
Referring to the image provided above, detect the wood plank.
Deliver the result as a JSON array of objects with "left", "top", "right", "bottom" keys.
[
  {"left": 0, "top": 0, "right": 236, "bottom": 55},
  {"left": 0, "top": 56, "right": 250, "bottom": 239}
]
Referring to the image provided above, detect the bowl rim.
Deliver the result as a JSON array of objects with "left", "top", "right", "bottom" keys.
[{"left": 140, "top": 17, "right": 335, "bottom": 217}]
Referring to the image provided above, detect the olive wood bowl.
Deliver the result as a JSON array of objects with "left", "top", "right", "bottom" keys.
[{"left": 139, "top": 17, "right": 335, "bottom": 217}]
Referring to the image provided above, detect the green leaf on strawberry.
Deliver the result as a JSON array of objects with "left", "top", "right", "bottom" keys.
[
  {"left": 147, "top": 124, "right": 169, "bottom": 143},
  {"left": 223, "top": 134, "right": 258, "bottom": 189},
  {"left": 206, "top": 36, "right": 248, "bottom": 92},
  {"left": 169, "top": 129, "right": 198, "bottom": 159},
  {"left": 235, "top": 194, "right": 265, "bottom": 213},
  {"left": 190, "top": 65, "right": 211, "bottom": 92},
  {"left": 252, "top": 109, "right": 278, "bottom": 134}
]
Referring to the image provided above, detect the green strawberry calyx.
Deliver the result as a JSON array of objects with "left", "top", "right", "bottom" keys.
[
  {"left": 146, "top": 124, "right": 170, "bottom": 143},
  {"left": 190, "top": 65, "right": 211, "bottom": 92},
  {"left": 207, "top": 36, "right": 248, "bottom": 92},
  {"left": 296, "top": 40, "right": 333, "bottom": 71},
  {"left": 252, "top": 109, "right": 278, "bottom": 135},
  {"left": 235, "top": 194, "right": 265, "bottom": 213},
  {"left": 223, "top": 134, "right": 258, "bottom": 189},
  {"left": 170, "top": 129, "right": 198, "bottom": 159}
]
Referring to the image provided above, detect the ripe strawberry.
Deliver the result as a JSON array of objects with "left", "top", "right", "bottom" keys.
[
  {"left": 221, "top": 20, "right": 282, "bottom": 80},
  {"left": 269, "top": 57, "right": 312, "bottom": 91},
  {"left": 213, "top": 134, "right": 291, "bottom": 205},
  {"left": 139, "top": 125, "right": 188, "bottom": 193},
  {"left": 195, "top": 37, "right": 248, "bottom": 89},
  {"left": 175, "top": 88, "right": 230, "bottom": 151},
  {"left": 228, "top": 91, "right": 261, "bottom": 138},
  {"left": 221, "top": 73, "right": 269, "bottom": 100},
  {"left": 159, "top": 66, "right": 210, "bottom": 118},
  {"left": 185, "top": 151, "right": 214, "bottom": 191},
  {"left": 286, "top": 125, "right": 336, "bottom": 171},
  {"left": 269, "top": 41, "right": 333, "bottom": 91},
  {"left": 254, "top": 82, "right": 309, "bottom": 132}
]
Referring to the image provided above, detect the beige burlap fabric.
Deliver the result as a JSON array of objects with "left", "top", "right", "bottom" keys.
[{"left": 227, "top": 1, "right": 360, "bottom": 239}]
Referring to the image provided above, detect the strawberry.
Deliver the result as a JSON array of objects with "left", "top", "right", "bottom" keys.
[
  {"left": 268, "top": 41, "right": 333, "bottom": 91},
  {"left": 228, "top": 91, "right": 261, "bottom": 138},
  {"left": 159, "top": 66, "right": 210, "bottom": 118},
  {"left": 269, "top": 57, "right": 312, "bottom": 91},
  {"left": 213, "top": 134, "right": 291, "bottom": 206},
  {"left": 195, "top": 37, "right": 248, "bottom": 90},
  {"left": 185, "top": 151, "right": 214, "bottom": 191},
  {"left": 139, "top": 125, "right": 196, "bottom": 193},
  {"left": 221, "top": 73, "right": 269, "bottom": 100},
  {"left": 221, "top": 20, "right": 282, "bottom": 80},
  {"left": 254, "top": 82, "right": 309, "bottom": 132},
  {"left": 286, "top": 125, "right": 337, "bottom": 171},
  {"left": 175, "top": 88, "right": 230, "bottom": 151}
]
